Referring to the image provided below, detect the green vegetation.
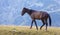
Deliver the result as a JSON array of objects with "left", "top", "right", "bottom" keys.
[{"left": 0, "top": 26, "right": 60, "bottom": 35}]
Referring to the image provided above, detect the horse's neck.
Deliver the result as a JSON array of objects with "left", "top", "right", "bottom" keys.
[{"left": 27, "top": 10, "right": 33, "bottom": 15}]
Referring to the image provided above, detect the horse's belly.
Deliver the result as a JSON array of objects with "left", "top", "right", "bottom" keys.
[{"left": 34, "top": 15, "right": 42, "bottom": 19}]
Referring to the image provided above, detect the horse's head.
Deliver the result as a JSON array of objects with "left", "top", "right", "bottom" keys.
[{"left": 21, "top": 7, "right": 28, "bottom": 16}]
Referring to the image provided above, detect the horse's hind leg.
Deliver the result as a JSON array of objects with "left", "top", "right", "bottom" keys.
[
  {"left": 46, "top": 23, "right": 48, "bottom": 31},
  {"left": 40, "top": 20, "right": 45, "bottom": 30},
  {"left": 45, "top": 19, "right": 48, "bottom": 31},
  {"left": 34, "top": 20, "right": 38, "bottom": 30},
  {"left": 30, "top": 20, "right": 33, "bottom": 29}
]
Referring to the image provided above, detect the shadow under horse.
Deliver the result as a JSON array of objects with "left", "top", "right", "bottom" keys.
[{"left": 21, "top": 7, "right": 51, "bottom": 31}]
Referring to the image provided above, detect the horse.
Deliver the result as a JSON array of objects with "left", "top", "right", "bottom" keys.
[{"left": 21, "top": 7, "right": 51, "bottom": 31}]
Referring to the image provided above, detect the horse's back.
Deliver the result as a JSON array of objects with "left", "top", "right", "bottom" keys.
[{"left": 31, "top": 11, "right": 49, "bottom": 19}]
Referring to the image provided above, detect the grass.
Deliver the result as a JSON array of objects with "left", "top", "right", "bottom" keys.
[{"left": 0, "top": 26, "right": 60, "bottom": 35}]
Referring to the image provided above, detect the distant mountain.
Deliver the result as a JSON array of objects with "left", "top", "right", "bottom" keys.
[
  {"left": 50, "top": 12, "right": 60, "bottom": 27},
  {"left": 0, "top": 0, "right": 60, "bottom": 27}
]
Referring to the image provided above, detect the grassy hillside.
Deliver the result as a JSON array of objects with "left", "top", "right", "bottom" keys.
[{"left": 0, "top": 26, "right": 60, "bottom": 35}]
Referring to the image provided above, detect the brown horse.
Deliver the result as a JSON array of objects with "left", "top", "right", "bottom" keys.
[{"left": 21, "top": 7, "right": 51, "bottom": 31}]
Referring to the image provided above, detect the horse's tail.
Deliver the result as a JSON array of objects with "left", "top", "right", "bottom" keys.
[{"left": 48, "top": 14, "right": 51, "bottom": 26}]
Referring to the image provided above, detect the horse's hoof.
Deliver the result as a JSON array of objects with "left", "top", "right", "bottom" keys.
[
  {"left": 40, "top": 28, "right": 42, "bottom": 30},
  {"left": 30, "top": 28, "right": 32, "bottom": 29}
]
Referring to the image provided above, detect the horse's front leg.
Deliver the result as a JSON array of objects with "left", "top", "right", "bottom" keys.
[
  {"left": 34, "top": 20, "right": 38, "bottom": 30},
  {"left": 30, "top": 20, "right": 33, "bottom": 29}
]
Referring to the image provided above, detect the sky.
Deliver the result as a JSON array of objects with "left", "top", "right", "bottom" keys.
[{"left": 0, "top": 0, "right": 60, "bottom": 26}]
